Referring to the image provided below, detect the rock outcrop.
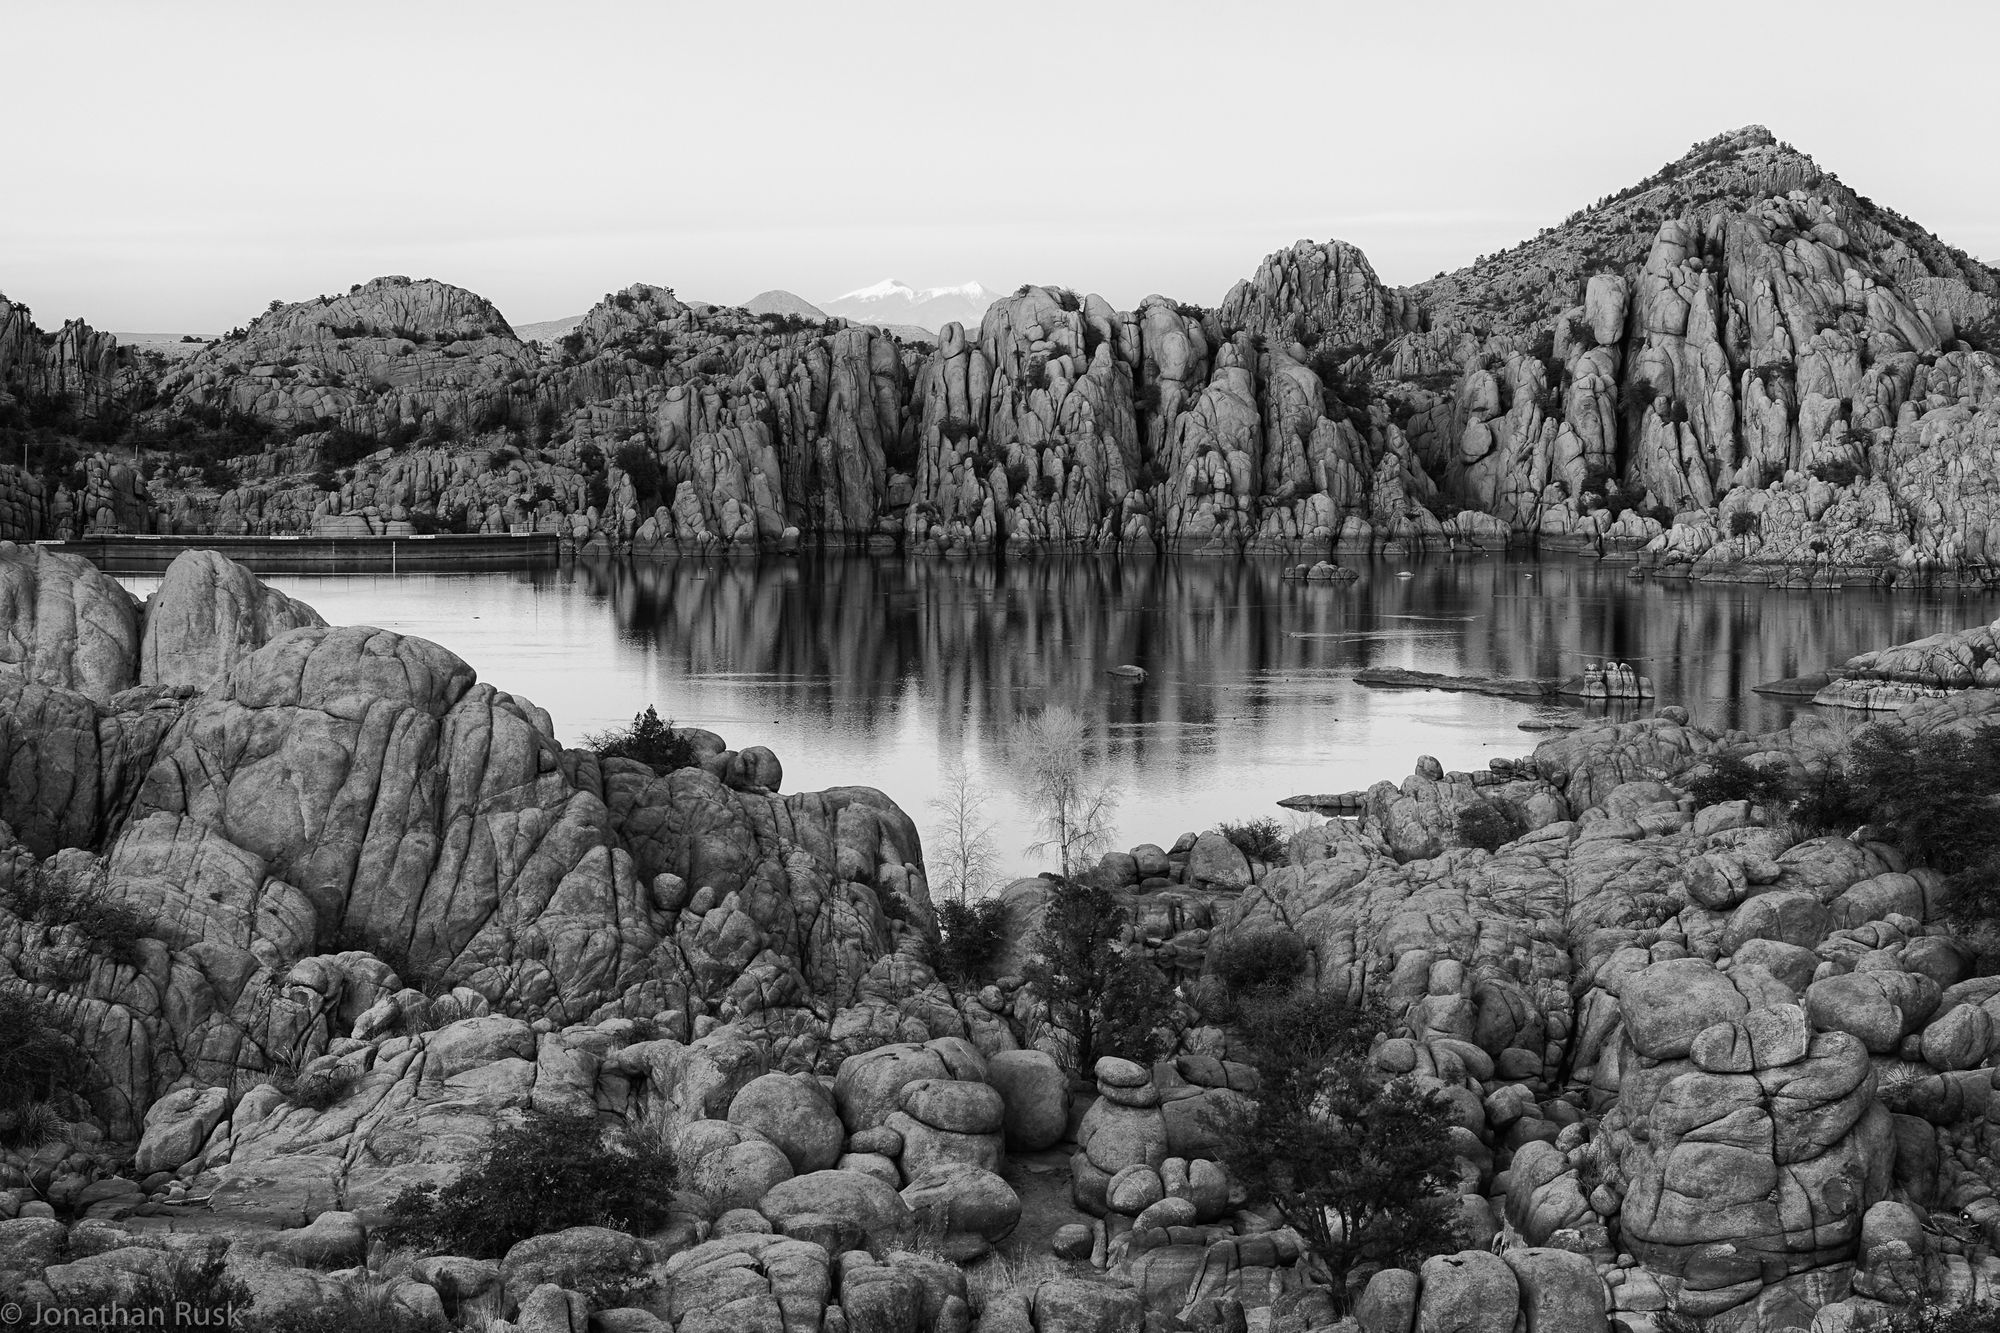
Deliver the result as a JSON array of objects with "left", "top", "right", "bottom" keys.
[{"left": 11, "top": 126, "right": 2000, "bottom": 577}]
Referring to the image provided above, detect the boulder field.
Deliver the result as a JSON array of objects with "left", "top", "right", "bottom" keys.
[
  {"left": 7, "top": 127, "right": 2000, "bottom": 584},
  {"left": 3, "top": 545, "right": 2000, "bottom": 1332}
]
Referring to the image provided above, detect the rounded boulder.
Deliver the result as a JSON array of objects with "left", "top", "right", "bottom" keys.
[
  {"left": 898, "top": 1078, "right": 1005, "bottom": 1135},
  {"left": 758, "top": 1169, "right": 911, "bottom": 1248},
  {"left": 985, "top": 1049, "right": 1070, "bottom": 1151},
  {"left": 728, "top": 1072, "right": 844, "bottom": 1174}
]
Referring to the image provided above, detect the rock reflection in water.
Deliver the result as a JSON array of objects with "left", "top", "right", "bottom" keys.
[{"left": 117, "top": 554, "right": 2000, "bottom": 876}]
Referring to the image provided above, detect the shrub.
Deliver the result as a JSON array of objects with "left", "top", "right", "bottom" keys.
[
  {"left": 34, "top": 1254, "right": 253, "bottom": 1331},
  {"left": 1207, "top": 929, "right": 1310, "bottom": 998},
  {"left": 1578, "top": 462, "right": 1618, "bottom": 504},
  {"left": 1096, "top": 956, "right": 1177, "bottom": 1064},
  {"left": 586, "top": 705, "right": 699, "bottom": 775},
  {"left": 285, "top": 1065, "right": 359, "bottom": 1111},
  {"left": 3, "top": 865, "right": 150, "bottom": 967},
  {"left": 1023, "top": 880, "right": 1134, "bottom": 1073},
  {"left": 1788, "top": 763, "right": 1870, "bottom": 835},
  {"left": 385, "top": 1109, "right": 679, "bottom": 1258},
  {"left": 1685, "top": 753, "right": 1791, "bottom": 809},
  {"left": 1808, "top": 457, "right": 1863, "bottom": 487},
  {"left": 250, "top": 1280, "right": 447, "bottom": 1333},
  {"left": 1456, "top": 800, "right": 1527, "bottom": 852},
  {"left": 1211, "top": 990, "right": 1462, "bottom": 1313},
  {"left": 935, "top": 898, "right": 1008, "bottom": 985},
  {"left": 614, "top": 441, "right": 664, "bottom": 506},
  {"left": 1881, "top": 1300, "right": 2000, "bottom": 1333},
  {"left": 1217, "top": 817, "right": 1286, "bottom": 863},
  {"left": 1728, "top": 510, "right": 1760, "bottom": 538},
  {"left": 0, "top": 987, "right": 82, "bottom": 1122}
]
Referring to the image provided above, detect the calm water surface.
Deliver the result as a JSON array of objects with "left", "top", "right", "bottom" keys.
[{"left": 114, "top": 555, "right": 2000, "bottom": 878}]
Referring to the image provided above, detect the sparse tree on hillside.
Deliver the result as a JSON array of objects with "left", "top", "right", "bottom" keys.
[
  {"left": 1013, "top": 704, "right": 1117, "bottom": 882},
  {"left": 928, "top": 760, "right": 999, "bottom": 903}
]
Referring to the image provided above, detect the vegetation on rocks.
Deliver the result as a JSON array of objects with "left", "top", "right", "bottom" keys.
[
  {"left": 2, "top": 864, "right": 151, "bottom": 967},
  {"left": 1206, "top": 928, "right": 1310, "bottom": 1001},
  {"left": 385, "top": 1110, "right": 679, "bottom": 1259},
  {"left": 935, "top": 896, "right": 1008, "bottom": 985},
  {"left": 1683, "top": 751, "right": 1792, "bottom": 808},
  {"left": 1454, "top": 798, "right": 1527, "bottom": 851},
  {"left": 1216, "top": 816, "right": 1287, "bottom": 863},
  {"left": 585, "top": 704, "right": 699, "bottom": 774},
  {"left": 0, "top": 986, "right": 82, "bottom": 1142},
  {"left": 1213, "top": 990, "right": 1463, "bottom": 1313},
  {"left": 33, "top": 1255, "right": 254, "bottom": 1332},
  {"left": 1024, "top": 881, "right": 1175, "bottom": 1071}
]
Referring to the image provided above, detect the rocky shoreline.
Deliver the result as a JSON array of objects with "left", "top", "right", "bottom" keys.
[{"left": 1, "top": 542, "right": 1998, "bottom": 1330}]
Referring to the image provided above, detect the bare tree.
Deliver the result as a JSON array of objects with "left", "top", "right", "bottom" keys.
[
  {"left": 1013, "top": 705, "right": 1118, "bottom": 882},
  {"left": 928, "top": 760, "right": 1000, "bottom": 903}
]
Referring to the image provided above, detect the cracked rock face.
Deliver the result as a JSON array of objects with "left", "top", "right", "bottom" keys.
[{"left": 0, "top": 549, "right": 933, "bottom": 1138}]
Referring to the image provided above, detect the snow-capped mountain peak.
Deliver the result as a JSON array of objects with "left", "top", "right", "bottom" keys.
[
  {"left": 837, "top": 278, "right": 918, "bottom": 302},
  {"left": 821, "top": 279, "right": 1000, "bottom": 335}
]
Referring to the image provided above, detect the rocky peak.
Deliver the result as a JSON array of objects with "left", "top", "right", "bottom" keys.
[
  {"left": 1216, "top": 239, "right": 1410, "bottom": 350},
  {"left": 264, "top": 276, "right": 520, "bottom": 347},
  {"left": 1403, "top": 125, "right": 1993, "bottom": 339},
  {"left": 0, "top": 295, "right": 135, "bottom": 418},
  {"left": 568, "top": 283, "right": 693, "bottom": 359}
]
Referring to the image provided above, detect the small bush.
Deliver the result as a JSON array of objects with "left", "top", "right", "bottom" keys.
[
  {"left": 3, "top": 866, "right": 150, "bottom": 967},
  {"left": 1808, "top": 457, "right": 1863, "bottom": 487},
  {"left": 33, "top": 1254, "right": 254, "bottom": 1331},
  {"left": 1880, "top": 1301, "right": 2000, "bottom": 1333},
  {"left": 1788, "top": 763, "right": 1870, "bottom": 835},
  {"left": 1456, "top": 800, "right": 1527, "bottom": 852},
  {"left": 614, "top": 441, "right": 664, "bottom": 506},
  {"left": 285, "top": 1065, "right": 359, "bottom": 1111},
  {"left": 248, "top": 1274, "right": 452, "bottom": 1333},
  {"left": 385, "top": 1109, "right": 679, "bottom": 1258},
  {"left": 1209, "top": 929, "right": 1310, "bottom": 998},
  {"left": 1685, "top": 753, "right": 1791, "bottom": 808},
  {"left": 1728, "top": 510, "right": 1760, "bottom": 538},
  {"left": 0, "top": 987, "right": 82, "bottom": 1120},
  {"left": 1096, "top": 956, "right": 1177, "bottom": 1065},
  {"left": 935, "top": 898, "right": 1009, "bottom": 986},
  {"left": 586, "top": 706, "right": 699, "bottom": 775},
  {"left": 1618, "top": 380, "right": 1658, "bottom": 415},
  {"left": 0, "top": 1100, "right": 64, "bottom": 1151},
  {"left": 1218, "top": 817, "right": 1286, "bottom": 863}
]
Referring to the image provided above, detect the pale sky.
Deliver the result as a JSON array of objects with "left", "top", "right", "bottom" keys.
[{"left": 8, "top": 0, "right": 1999, "bottom": 333}]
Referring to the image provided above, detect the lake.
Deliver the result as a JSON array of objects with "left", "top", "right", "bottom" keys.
[{"left": 113, "top": 554, "right": 2000, "bottom": 884}]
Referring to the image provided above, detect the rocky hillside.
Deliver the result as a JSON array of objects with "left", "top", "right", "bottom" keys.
[
  {"left": 7, "top": 546, "right": 2000, "bottom": 1329},
  {"left": 4, "top": 127, "right": 2000, "bottom": 582}
]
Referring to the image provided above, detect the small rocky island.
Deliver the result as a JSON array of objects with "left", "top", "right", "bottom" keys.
[{"left": 1, "top": 540, "right": 1998, "bottom": 1333}]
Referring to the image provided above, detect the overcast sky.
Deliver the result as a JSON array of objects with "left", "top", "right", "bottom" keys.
[{"left": 9, "top": 0, "right": 1999, "bottom": 333}]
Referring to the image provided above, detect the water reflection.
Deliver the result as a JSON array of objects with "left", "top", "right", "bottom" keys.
[{"left": 117, "top": 554, "right": 2000, "bottom": 876}]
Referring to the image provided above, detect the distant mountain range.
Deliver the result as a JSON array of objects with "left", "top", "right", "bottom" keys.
[{"left": 512, "top": 280, "right": 999, "bottom": 346}]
